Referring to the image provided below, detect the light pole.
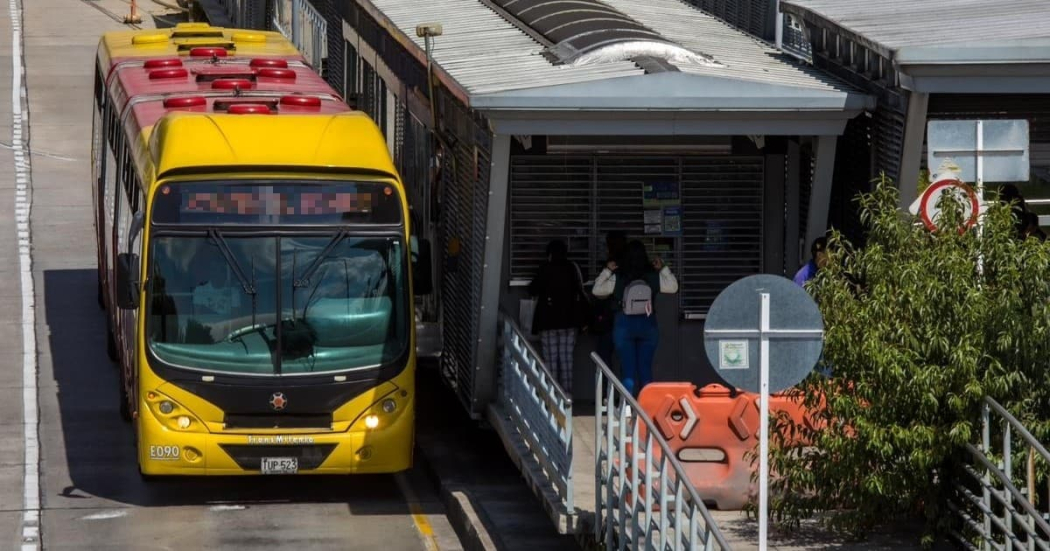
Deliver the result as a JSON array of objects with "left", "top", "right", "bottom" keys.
[
  {"left": 124, "top": 0, "right": 143, "bottom": 24},
  {"left": 415, "top": 23, "right": 443, "bottom": 141}
]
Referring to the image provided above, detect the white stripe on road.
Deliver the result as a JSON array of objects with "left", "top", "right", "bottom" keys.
[
  {"left": 80, "top": 510, "right": 129, "bottom": 521},
  {"left": 9, "top": 0, "right": 39, "bottom": 548}
]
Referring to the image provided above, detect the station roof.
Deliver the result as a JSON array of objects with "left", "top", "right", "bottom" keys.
[
  {"left": 357, "top": 0, "right": 872, "bottom": 134},
  {"left": 782, "top": 0, "right": 1050, "bottom": 53},
  {"left": 781, "top": 0, "right": 1050, "bottom": 93}
]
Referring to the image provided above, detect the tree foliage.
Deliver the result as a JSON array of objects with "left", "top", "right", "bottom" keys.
[{"left": 768, "top": 174, "right": 1050, "bottom": 545}]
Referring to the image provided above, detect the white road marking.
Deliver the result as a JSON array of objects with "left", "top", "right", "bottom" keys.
[
  {"left": 9, "top": 0, "right": 39, "bottom": 548},
  {"left": 80, "top": 510, "right": 129, "bottom": 521},
  {"left": 209, "top": 505, "right": 247, "bottom": 512}
]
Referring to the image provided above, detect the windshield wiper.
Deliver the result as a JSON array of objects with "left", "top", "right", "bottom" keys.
[
  {"left": 294, "top": 229, "right": 349, "bottom": 289},
  {"left": 208, "top": 228, "right": 257, "bottom": 296}
]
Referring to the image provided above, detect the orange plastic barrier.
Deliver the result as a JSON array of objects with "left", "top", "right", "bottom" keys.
[{"left": 636, "top": 382, "right": 821, "bottom": 510}]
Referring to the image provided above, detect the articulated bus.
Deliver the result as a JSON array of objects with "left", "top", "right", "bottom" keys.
[{"left": 92, "top": 23, "right": 421, "bottom": 477}]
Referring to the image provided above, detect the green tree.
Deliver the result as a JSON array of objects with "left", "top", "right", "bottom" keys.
[{"left": 767, "top": 174, "right": 1050, "bottom": 545}]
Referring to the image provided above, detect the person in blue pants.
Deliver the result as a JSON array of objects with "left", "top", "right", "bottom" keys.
[{"left": 592, "top": 241, "right": 679, "bottom": 397}]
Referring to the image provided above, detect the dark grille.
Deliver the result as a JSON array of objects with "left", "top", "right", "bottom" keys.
[
  {"left": 218, "top": 443, "right": 337, "bottom": 471},
  {"left": 224, "top": 414, "right": 332, "bottom": 430}
]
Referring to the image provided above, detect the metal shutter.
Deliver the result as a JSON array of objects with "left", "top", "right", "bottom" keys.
[
  {"left": 874, "top": 107, "right": 905, "bottom": 184},
  {"left": 509, "top": 156, "right": 593, "bottom": 281},
  {"left": 509, "top": 155, "right": 765, "bottom": 318},
  {"left": 683, "top": 0, "right": 773, "bottom": 41},
  {"left": 680, "top": 157, "right": 764, "bottom": 317}
]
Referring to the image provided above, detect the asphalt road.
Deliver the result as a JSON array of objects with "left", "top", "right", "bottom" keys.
[{"left": 0, "top": 0, "right": 461, "bottom": 549}]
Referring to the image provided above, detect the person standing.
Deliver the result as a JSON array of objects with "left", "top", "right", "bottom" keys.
[
  {"left": 592, "top": 240, "right": 678, "bottom": 397},
  {"left": 793, "top": 237, "right": 828, "bottom": 287},
  {"left": 528, "top": 240, "right": 587, "bottom": 395}
]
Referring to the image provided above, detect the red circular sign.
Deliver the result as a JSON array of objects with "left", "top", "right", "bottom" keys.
[{"left": 919, "top": 178, "right": 979, "bottom": 233}]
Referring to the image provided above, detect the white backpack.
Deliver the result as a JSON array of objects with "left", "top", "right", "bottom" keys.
[{"left": 622, "top": 279, "right": 653, "bottom": 316}]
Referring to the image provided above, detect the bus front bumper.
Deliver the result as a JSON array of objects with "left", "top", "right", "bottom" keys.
[{"left": 137, "top": 403, "right": 414, "bottom": 476}]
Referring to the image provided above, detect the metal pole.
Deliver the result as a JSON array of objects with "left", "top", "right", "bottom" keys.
[
  {"left": 774, "top": 1, "right": 783, "bottom": 50},
  {"left": 759, "top": 292, "right": 770, "bottom": 550},
  {"left": 124, "top": 0, "right": 143, "bottom": 23},
  {"left": 291, "top": 0, "right": 301, "bottom": 52},
  {"left": 425, "top": 35, "right": 439, "bottom": 140},
  {"left": 976, "top": 120, "right": 984, "bottom": 276}
]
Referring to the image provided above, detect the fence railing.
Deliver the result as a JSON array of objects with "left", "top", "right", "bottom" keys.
[
  {"left": 951, "top": 396, "right": 1050, "bottom": 550},
  {"left": 593, "top": 353, "right": 729, "bottom": 550},
  {"left": 498, "top": 314, "right": 574, "bottom": 515},
  {"left": 271, "top": 0, "right": 326, "bottom": 74}
]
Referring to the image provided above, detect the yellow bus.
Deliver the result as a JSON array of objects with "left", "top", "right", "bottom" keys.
[{"left": 93, "top": 28, "right": 419, "bottom": 478}]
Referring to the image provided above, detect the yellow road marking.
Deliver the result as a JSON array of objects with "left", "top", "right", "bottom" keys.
[{"left": 395, "top": 472, "right": 440, "bottom": 551}]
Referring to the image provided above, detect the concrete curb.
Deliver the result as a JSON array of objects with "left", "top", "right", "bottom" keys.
[{"left": 415, "top": 444, "right": 502, "bottom": 551}]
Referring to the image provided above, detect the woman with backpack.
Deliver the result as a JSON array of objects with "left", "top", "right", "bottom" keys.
[
  {"left": 592, "top": 240, "right": 678, "bottom": 397},
  {"left": 528, "top": 239, "right": 588, "bottom": 396}
]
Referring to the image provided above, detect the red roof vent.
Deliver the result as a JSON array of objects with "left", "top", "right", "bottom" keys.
[
  {"left": 250, "top": 58, "right": 289, "bottom": 69},
  {"left": 211, "top": 78, "right": 254, "bottom": 90},
  {"left": 144, "top": 58, "right": 183, "bottom": 69},
  {"left": 149, "top": 68, "right": 189, "bottom": 80},
  {"left": 256, "top": 68, "right": 296, "bottom": 80},
  {"left": 163, "top": 96, "right": 207, "bottom": 109},
  {"left": 189, "top": 47, "right": 228, "bottom": 58},
  {"left": 280, "top": 95, "right": 322, "bottom": 109},
  {"left": 227, "top": 104, "right": 274, "bottom": 115}
]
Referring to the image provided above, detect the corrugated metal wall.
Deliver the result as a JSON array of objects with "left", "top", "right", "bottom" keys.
[{"left": 435, "top": 93, "right": 492, "bottom": 413}]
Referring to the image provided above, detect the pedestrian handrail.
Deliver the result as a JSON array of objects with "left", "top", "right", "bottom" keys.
[
  {"left": 593, "top": 353, "right": 730, "bottom": 550},
  {"left": 272, "top": 0, "right": 326, "bottom": 74},
  {"left": 498, "top": 313, "right": 574, "bottom": 515},
  {"left": 950, "top": 396, "right": 1050, "bottom": 549}
]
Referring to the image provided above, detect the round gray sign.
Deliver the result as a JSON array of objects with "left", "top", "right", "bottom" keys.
[{"left": 703, "top": 274, "right": 824, "bottom": 394}]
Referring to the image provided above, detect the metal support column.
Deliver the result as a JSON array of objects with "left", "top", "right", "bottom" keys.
[
  {"left": 806, "top": 135, "right": 837, "bottom": 251},
  {"left": 473, "top": 133, "right": 512, "bottom": 409},
  {"left": 898, "top": 91, "right": 929, "bottom": 209},
  {"left": 785, "top": 140, "right": 801, "bottom": 271},
  {"left": 763, "top": 154, "right": 786, "bottom": 275}
]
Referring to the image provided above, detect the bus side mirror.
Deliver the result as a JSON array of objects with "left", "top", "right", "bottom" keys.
[
  {"left": 410, "top": 236, "right": 433, "bottom": 296},
  {"left": 115, "top": 253, "right": 140, "bottom": 310}
]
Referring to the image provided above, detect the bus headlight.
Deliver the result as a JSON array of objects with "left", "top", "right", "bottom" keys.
[
  {"left": 364, "top": 415, "right": 380, "bottom": 429},
  {"left": 381, "top": 399, "right": 397, "bottom": 414},
  {"left": 177, "top": 416, "right": 192, "bottom": 429},
  {"left": 159, "top": 401, "right": 175, "bottom": 414}
]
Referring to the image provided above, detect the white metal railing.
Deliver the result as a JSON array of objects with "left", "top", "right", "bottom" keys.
[
  {"left": 593, "top": 353, "right": 729, "bottom": 550},
  {"left": 275, "top": 0, "right": 326, "bottom": 74},
  {"left": 951, "top": 396, "right": 1050, "bottom": 550},
  {"left": 498, "top": 314, "right": 574, "bottom": 514}
]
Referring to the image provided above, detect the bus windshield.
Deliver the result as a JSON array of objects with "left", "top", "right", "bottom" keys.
[{"left": 146, "top": 233, "right": 409, "bottom": 375}]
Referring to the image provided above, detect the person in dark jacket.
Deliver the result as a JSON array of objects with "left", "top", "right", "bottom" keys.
[{"left": 528, "top": 240, "right": 586, "bottom": 395}]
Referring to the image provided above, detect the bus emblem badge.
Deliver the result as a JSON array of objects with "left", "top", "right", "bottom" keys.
[{"left": 270, "top": 392, "right": 288, "bottom": 411}]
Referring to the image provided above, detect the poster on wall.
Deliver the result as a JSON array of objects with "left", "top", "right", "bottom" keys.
[{"left": 642, "top": 181, "right": 682, "bottom": 237}]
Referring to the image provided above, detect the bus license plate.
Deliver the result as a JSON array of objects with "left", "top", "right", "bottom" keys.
[{"left": 261, "top": 457, "right": 298, "bottom": 474}]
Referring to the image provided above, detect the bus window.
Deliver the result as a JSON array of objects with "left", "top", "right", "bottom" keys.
[{"left": 145, "top": 233, "right": 408, "bottom": 375}]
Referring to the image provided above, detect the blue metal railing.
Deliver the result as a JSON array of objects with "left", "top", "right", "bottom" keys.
[
  {"left": 593, "top": 353, "right": 729, "bottom": 550},
  {"left": 498, "top": 314, "right": 574, "bottom": 516}
]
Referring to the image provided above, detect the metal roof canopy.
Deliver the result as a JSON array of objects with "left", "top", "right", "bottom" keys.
[
  {"left": 491, "top": 0, "right": 710, "bottom": 66},
  {"left": 475, "top": 71, "right": 870, "bottom": 136},
  {"left": 354, "top": 0, "right": 871, "bottom": 137},
  {"left": 781, "top": 0, "right": 1050, "bottom": 93}
]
